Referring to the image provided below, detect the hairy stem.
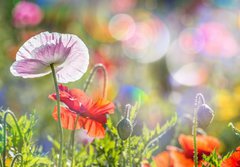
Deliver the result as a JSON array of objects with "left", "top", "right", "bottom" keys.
[
  {"left": 2, "top": 110, "right": 23, "bottom": 167},
  {"left": 128, "top": 137, "right": 131, "bottom": 167},
  {"left": 50, "top": 64, "right": 63, "bottom": 167},
  {"left": 193, "top": 109, "right": 198, "bottom": 167},
  {"left": 10, "top": 153, "right": 23, "bottom": 167},
  {"left": 193, "top": 93, "right": 205, "bottom": 167},
  {"left": 83, "top": 63, "right": 108, "bottom": 99}
]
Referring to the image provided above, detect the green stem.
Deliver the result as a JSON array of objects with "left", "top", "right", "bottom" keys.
[
  {"left": 70, "top": 115, "right": 79, "bottom": 167},
  {"left": 128, "top": 137, "right": 131, "bottom": 167},
  {"left": 0, "top": 158, "right": 3, "bottom": 167},
  {"left": 193, "top": 93, "right": 205, "bottom": 167},
  {"left": 122, "top": 141, "right": 125, "bottom": 166},
  {"left": 83, "top": 63, "right": 108, "bottom": 98},
  {"left": 2, "top": 110, "right": 23, "bottom": 167},
  {"left": 193, "top": 108, "right": 198, "bottom": 167},
  {"left": 10, "top": 153, "right": 23, "bottom": 167},
  {"left": 70, "top": 64, "right": 108, "bottom": 166},
  {"left": 50, "top": 64, "right": 63, "bottom": 167}
]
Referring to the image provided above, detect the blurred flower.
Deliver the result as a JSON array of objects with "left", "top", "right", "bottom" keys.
[
  {"left": 49, "top": 84, "right": 115, "bottom": 138},
  {"left": 83, "top": 13, "right": 114, "bottom": 43},
  {"left": 215, "top": 89, "right": 239, "bottom": 121},
  {"left": 110, "top": 0, "right": 136, "bottom": 13},
  {"left": 10, "top": 31, "right": 89, "bottom": 83},
  {"left": 154, "top": 134, "right": 220, "bottom": 167},
  {"left": 76, "top": 129, "right": 94, "bottom": 145},
  {"left": 221, "top": 146, "right": 240, "bottom": 167},
  {"left": 154, "top": 147, "right": 196, "bottom": 167},
  {"left": 197, "top": 22, "right": 238, "bottom": 57},
  {"left": 154, "top": 151, "right": 173, "bottom": 167},
  {"left": 12, "top": 1, "right": 43, "bottom": 27}
]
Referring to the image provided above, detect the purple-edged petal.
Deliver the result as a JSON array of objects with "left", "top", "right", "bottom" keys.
[
  {"left": 54, "top": 34, "right": 89, "bottom": 83},
  {"left": 12, "top": 31, "right": 89, "bottom": 83},
  {"left": 10, "top": 59, "right": 51, "bottom": 78},
  {"left": 16, "top": 32, "right": 61, "bottom": 61}
]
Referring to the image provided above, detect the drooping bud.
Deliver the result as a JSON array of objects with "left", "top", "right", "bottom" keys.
[
  {"left": 117, "top": 104, "right": 133, "bottom": 140},
  {"left": 197, "top": 104, "right": 214, "bottom": 129}
]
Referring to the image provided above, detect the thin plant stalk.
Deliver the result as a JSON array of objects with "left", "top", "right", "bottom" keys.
[
  {"left": 128, "top": 137, "right": 131, "bottom": 166},
  {"left": 83, "top": 63, "right": 108, "bottom": 99},
  {"left": 193, "top": 108, "right": 198, "bottom": 167},
  {"left": 193, "top": 93, "right": 205, "bottom": 167},
  {"left": 50, "top": 64, "right": 63, "bottom": 167},
  {"left": 70, "top": 64, "right": 108, "bottom": 167},
  {"left": 0, "top": 158, "right": 3, "bottom": 167},
  {"left": 10, "top": 153, "right": 23, "bottom": 167},
  {"left": 2, "top": 110, "right": 23, "bottom": 167}
]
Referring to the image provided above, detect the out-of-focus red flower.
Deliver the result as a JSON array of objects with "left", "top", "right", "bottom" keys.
[
  {"left": 221, "top": 147, "right": 240, "bottom": 167},
  {"left": 179, "top": 134, "right": 220, "bottom": 160},
  {"left": 49, "top": 84, "right": 115, "bottom": 138},
  {"left": 12, "top": 1, "right": 43, "bottom": 27},
  {"left": 154, "top": 151, "right": 173, "bottom": 167},
  {"left": 154, "top": 134, "right": 220, "bottom": 167}
]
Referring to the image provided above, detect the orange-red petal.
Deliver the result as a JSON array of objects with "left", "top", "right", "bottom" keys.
[
  {"left": 221, "top": 146, "right": 240, "bottom": 167},
  {"left": 179, "top": 134, "right": 220, "bottom": 159},
  {"left": 52, "top": 106, "right": 85, "bottom": 130},
  {"left": 88, "top": 98, "right": 115, "bottom": 124},
  {"left": 153, "top": 151, "right": 173, "bottom": 167},
  {"left": 83, "top": 118, "right": 105, "bottom": 138}
]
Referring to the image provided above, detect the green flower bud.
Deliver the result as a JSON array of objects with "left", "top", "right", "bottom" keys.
[
  {"left": 197, "top": 104, "right": 214, "bottom": 129},
  {"left": 117, "top": 118, "right": 133, "bottom": 140}
]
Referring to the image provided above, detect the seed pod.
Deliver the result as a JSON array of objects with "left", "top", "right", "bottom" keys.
[
  {"left": 117, "top": 118, "right": 133, "bottom": 140},
  {"left": 197, "top": 104, "right": 214, "bottom": 129},
  {"left": 0, "top": 124, "right": 3, "bottom": 154}
]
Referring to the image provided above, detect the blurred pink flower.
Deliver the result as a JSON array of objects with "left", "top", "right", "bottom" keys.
[
  {"left": 10, "top": 31, "right": 89, "bottom": 83},
  {"left": 12, "top": 1, "right": 43, "bottom": 27},
  {"left": 76, "top": 129, "right": 94, "bottom": 145}
]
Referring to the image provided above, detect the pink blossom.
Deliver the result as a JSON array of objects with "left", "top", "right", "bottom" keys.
[
  {"left": 12, "top": 1, "right": 43, "bottom": 27},
  {"left": 76, "top": 129, "right": 94, "bottom": 145},
  {"left": 10, "top": 31, "right": 89, "bottom": 83}
]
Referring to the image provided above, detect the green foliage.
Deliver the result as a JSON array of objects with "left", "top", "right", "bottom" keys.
[
  {"left": 0, "top": 106, "right": 177, "bottom": 166},
  {"left": 47, "top": 109, "right": 177, "bottom": 166},
  {"left": 0, "top": 109, "right": 52, "bottom": 166},
  {"left": 202, "top": 149, "right": 232, "bottom": 167}
]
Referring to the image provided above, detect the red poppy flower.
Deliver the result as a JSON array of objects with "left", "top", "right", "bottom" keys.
[
  {"left": 153, "top": 150, "right": 173, "bottom": 167},
  {"left": 153, "top": 134, "right": 220, "bottom": 167},
  {"left": 179, "top": 134, "right": 220, "bottom": 160},
  {"left": 221, "top": 146, "right": 240, "bottom": 167},
  {"left": 49, "top": 84, "right": 115, "bottom": 138}
]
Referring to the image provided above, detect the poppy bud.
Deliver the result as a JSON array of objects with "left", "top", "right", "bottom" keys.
[
  {"left": 197, "top": 104, "right": 214, "bottom": 129},
  {"left": 117, "top": 118, "right": 133, "bottom": 140},
  {"left": 0, "top": 124, "right": 3, "bottom": 153}
]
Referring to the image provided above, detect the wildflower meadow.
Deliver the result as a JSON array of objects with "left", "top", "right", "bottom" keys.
[{"left": 1, "top": 0, "right": 240, "bottom": 167}]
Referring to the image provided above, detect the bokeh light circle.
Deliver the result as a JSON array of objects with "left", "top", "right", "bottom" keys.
[
  {"left": 122, "top": 15, "right": 170, "bottom": 63},
  {"left": 108, "top": 14, "right": 136, "bottom": 41}
]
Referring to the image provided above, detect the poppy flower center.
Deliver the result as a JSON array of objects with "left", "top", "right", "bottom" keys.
[{"left": 32, "top": 41, "right": 71, "bottom": 65}]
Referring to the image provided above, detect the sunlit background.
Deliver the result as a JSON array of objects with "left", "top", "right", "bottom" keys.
[{"left": 1, "top": 0, "right": 240, "bottom": 154}]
